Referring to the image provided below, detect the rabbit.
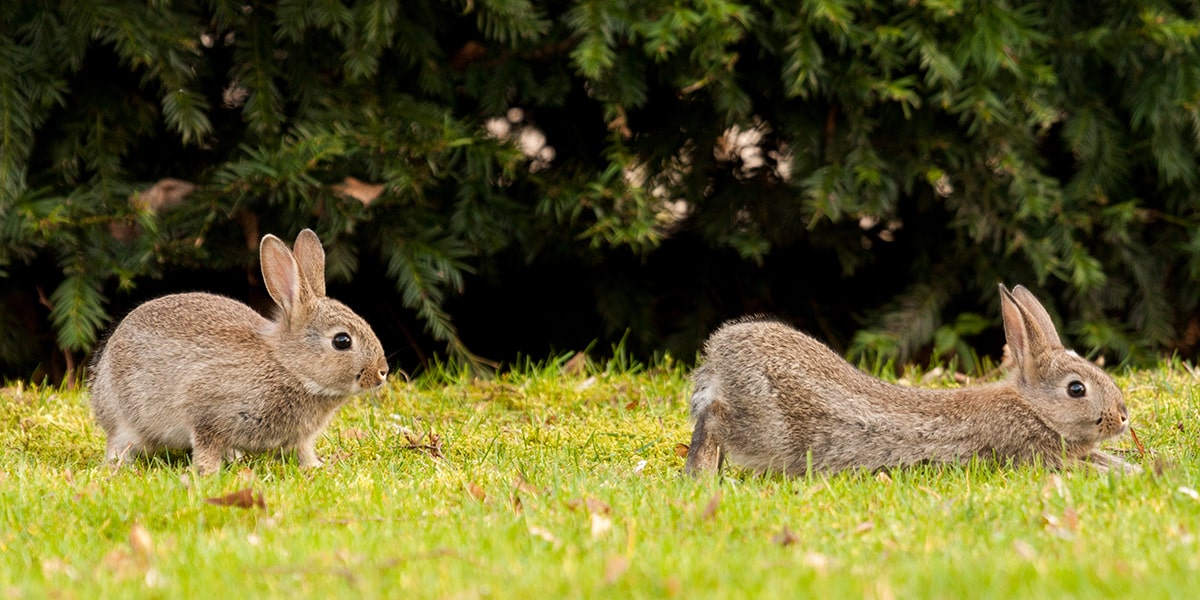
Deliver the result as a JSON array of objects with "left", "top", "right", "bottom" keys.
[
  {"left": 88, "top": 229, "right": 389, "bottom": 475},
  {"left": 684, "top": 284, "right": 1139, "bottom": 477}
]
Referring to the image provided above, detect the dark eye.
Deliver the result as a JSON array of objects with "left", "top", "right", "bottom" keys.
[
  {"left": 1067, "top": 381, "right": 1086, "bottom": 398},
  {"left": 332, "top": 332, "right": 352, "bottom": 350}
]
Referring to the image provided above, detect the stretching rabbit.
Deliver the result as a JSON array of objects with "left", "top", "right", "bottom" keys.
[
  {"left": 89, "top": 229, "right": 388, "bottom": 474},
  {"left": 684, "top": 284, "right": 1138, "bottom": 476}
]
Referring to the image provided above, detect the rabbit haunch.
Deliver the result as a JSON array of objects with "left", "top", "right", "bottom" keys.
[
  {"left": 89, "top": 229, "right": 388, "bottom": 475},
  {"left": 684, "top": 284, "right": 1137, "bottom": 476}
]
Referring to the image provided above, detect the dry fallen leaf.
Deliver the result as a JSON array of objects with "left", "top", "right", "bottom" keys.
[
  {"left": 590, "top": 513, "right": 614, "bottom": 538},
  {"left": 585, "top": 497, "right": 612, "bottom": 515},
  {"left": 510, "top": 494, "right": 524, "bottom": 513},
  {"left": 330, "top": 176, "right": 384, "bottom": 206},
  {"left": 1013, "top": 540, "right": 1037, "bottom": 560},
  {"left": 702, "top": 491, "right": 722, "bottom": 521},
  {"left": 772, "top": 525, "right": 799, "bottom": 546},
  {"left": 575, "top": 376, "right": 598, "bottom": 392},
  {"left": 528, "top": 525, "right": 557, "bottom": 544},
  {"left": 1129, "top": 427, "right": 1146, "bottom": 456},
  {"left": 514, "top": 475, "right": 539, "bottom": 496},
  {"left": 875, "top": 471, "right": 893, "bottom": 485},
  {"left": 853, "top": 521, "right": 875, "bottom": 535},
  {"left": 674, "top": 443, "right": 689, "bottom": 458},
  {"left": 1062, "top": 506, "right": 1079, "bottom": 531},
  {"left": 205, "top": 488, "right": 266, "bottom": 510},
  {"left": 603, "top": 555, "right": 630, "bottom": 585},
  {"left": 341, "top": 428, "right": 368, "bottom": 440},
  {"left": 129, "top": 523, "right": 154, "bottom": 558},
  {"left": 562, "top": 352, "right": 588, "bottom": 376},
  {"left": 803, "top": 551, "right": 830, "bottom": 573},
  {"left": 41, "top": 558, "right": 77, "bottom": 580},
  {"left": 130, "top": 178, "right": 195, "bottom": 212},
  {"left": 401, "top": 430, "right": 444, "bottom": 459},
  {"left": 466, "top": 482, "right": 487, "bottom": 502}
]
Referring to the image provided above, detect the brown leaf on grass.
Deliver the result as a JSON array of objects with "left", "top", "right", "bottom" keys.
[
  {"left": 562, "top": 351, "right": 588, "bottom": 376},
  {"left": 466, "top": 482, "right": 487, "bottom": 502},
  {"left": 205, "top": 488, "right": 266, "bottom": 510},
  {"left": 1129, "top": 426, "right": 1146, "bottom": 456},
  {"left": 1062, "top": 506, "right": 1079, "bottom": 531},
  {"left": 590, "top": 513, "right": 614, "bottom": 538},
  {"left": 330, "top": 176, "right": 384, "bottom": 206},
  {"left": 772, "top": 525, "right": 800, "bottom": 546},
  {"left": 624, "top": 399, "right": 640, "bottom": 410},
  {"left": 586, "top": 497, "right": 612, "bottom": 515},
  {"left": 701, "top": 491, "right": 721, "bottom": 521},
  {"left": 510, "top": 494, "right": 524, "bottom": 513},
  {"left": 565, "top": 496, "right": 613, "bottom": 515},
  {"left": 401, "top": 430, "right": 444, "bottom": 459},
  {"left": 603, "top": 555, "right": 630, "bottom": 585},
  {"left": 853, "top": 521, "right": 875, "bottom": 535},
  {"left": 514, "top": 475, "right": 539, "bottom": 496},
  {"left": 674, "top": 443, "right": 689, "bottom": 458},
  {"left": 341, "top": 428, "right": 368, "bottom": 440},
  {"left": 129, "top": 523, "right": 154, "bottom": 558},
  {"left": 875, "top": 471, "right": 893, "bottom": 485},
  {"left": 528, "top": 525, "right": 557, "bottom": 544}
]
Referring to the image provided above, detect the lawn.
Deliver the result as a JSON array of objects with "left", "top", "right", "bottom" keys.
[{"left": 2, "top": 355, "right": 1199, "bottom": 599}]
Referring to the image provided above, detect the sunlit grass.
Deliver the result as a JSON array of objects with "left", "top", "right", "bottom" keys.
[{"left": 2, "top": 356, "right": 1198, "bottom": 598}]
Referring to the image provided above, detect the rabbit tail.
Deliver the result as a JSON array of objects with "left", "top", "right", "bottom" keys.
[{"left": 684, "top": 365, "right": 725, "bottom": 476}]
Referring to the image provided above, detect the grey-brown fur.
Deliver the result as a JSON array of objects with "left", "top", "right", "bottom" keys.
[
  {"left": 89, "top": 229, "right": 388, "bottom": 474},
  {"left": 684, "top": 285, "right": 1138, "bottom": 476}
]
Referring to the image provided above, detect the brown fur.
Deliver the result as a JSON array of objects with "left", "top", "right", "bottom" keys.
[
  {"left": 684, "top": 285, "right": 1137, "bottom": 476},
  {"left": 89, "top": 229, "right": 388, "bottom": 474}
]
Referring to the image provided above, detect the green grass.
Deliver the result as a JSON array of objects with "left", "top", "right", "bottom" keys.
[{"left": 2, "top": 356, "right": 1199, "bottom": 599}]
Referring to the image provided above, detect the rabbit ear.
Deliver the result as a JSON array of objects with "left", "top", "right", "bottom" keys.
[
  {"left": 1009, "top": 285, "right": 1064, "bottom": 351},
  {"left": 292, "top": 229, "right": 326, "bottom": 298},
  {"left": 261, "top": 234, "right": 310, "bottom": 320},
  {"left": 999, "top": 284, "right": 1030, "bottom": 370},
  {"left": 999, "top": 284, "right": 1064, "bottom": 379}
]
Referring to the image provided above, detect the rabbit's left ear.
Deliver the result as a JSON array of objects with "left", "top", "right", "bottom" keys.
[{"left": 292, "top": 229, "right": 326, "bottom": 298}]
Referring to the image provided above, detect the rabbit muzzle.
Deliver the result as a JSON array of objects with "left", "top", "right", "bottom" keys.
[
  {"left": 1098, "top": 401, "right": 1130, "bottom": 438},
  {"left": 357, "top": 363, "right": 389, "bottom": 389}
]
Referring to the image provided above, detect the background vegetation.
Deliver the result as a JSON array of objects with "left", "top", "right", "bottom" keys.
[
  {"left": 2, "top": 359, "right": 1197, "bottom": 597},
  {"left": 4, "top": 0, "right": 1200, "bottom": 381}
]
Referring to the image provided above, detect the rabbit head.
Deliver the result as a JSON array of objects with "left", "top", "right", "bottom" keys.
[
  {"left": 261, "top": 229, "right": 388, "bottom": 396},
  {"left": 999, "top": 284, "right": 1129, "bottom": 446}
]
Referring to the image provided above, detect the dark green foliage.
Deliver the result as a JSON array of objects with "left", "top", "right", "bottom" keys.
[{"left": 2, "top": 0, "right": 1200, "bottom": 381}]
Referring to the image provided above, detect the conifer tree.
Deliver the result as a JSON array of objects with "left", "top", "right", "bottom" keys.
[{"left": 2, "top": 1, "right": 1199, "bottom": 379}]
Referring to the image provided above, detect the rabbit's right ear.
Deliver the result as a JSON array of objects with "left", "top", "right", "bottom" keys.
[{"left": 261, "top": 234, "right": 310, "bottom": 321}]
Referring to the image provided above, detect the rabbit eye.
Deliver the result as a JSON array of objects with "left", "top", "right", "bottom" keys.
[
  {"left": 332, "top": 332, "right": 352, "bottom": 350},
  {"left": 1067, "top": 381, "right": 1086, "bottom": 398}
]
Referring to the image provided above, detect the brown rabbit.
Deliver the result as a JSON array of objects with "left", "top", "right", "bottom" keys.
[
  {"left": 89, "top": 229, "right": 388, "bottom": 474},
  {"left": 684, "top": 284, "right": 1138, "bottom": 476}
]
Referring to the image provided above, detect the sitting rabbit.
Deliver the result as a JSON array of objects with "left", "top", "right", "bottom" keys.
[
  {"left": 89, "top": 229, "right": 388, "bottom": 474},
  {"left": 684, "top": 284, "right": 1138, "bottom": 476}
]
